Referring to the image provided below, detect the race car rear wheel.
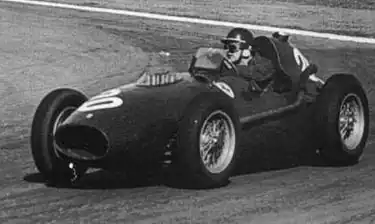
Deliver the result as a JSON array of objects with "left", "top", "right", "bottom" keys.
[
  {"left": 30, "top": 88, "right": 88, "bottom": 186},
  {"left": 176, "top": 93, "right": 240, "bottom": 189},
  {"left": 314, "top": 74, "right": 369, "bottom": 165}
]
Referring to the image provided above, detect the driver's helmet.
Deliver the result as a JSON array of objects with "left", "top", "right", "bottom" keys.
[
  {"left": 221, "top": 28, "right": 254, "bottom": 63},
  {"left": 221, "top": 28, "right": 254, "bottom": 53}
]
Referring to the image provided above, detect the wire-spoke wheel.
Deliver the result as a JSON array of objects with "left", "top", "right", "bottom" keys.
[
  {"left": 338, "top": 93, "right": 365, "bottom": 151},
  {"left": 314, "top": 74, "right": 369, "bottom": 165},
  {"left": 176, "top": 92, "right": 240, "bottom": 189},
  {"left": 199, "top": 110, "right": 236, "bottom": 174}
]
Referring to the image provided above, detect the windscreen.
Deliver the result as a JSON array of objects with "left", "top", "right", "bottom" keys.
[{"left": 191, "top": 48, "right": 226, "bottom": 72}]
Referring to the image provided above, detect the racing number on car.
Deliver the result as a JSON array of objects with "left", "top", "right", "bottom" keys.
[
  {"left": 213, "top": 81, "right": 235, "bottom": 98},
  {"left": 90, "top": 89, "right": 121, "bottom": 100},
  {"left": 77, "top": 88, "right": 123, "bottom": 112},
  {"left": 293, "top": 48, "right": 309, "bottom": 72}
]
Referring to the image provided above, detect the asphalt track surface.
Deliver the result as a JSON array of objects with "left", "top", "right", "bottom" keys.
[{"left": 1, "top": 2, "right": 375, "bottom": 224}]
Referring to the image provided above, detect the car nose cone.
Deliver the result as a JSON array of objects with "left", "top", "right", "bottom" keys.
[{"left": 54, "top": 124, "right": 109, "bottom": 161}]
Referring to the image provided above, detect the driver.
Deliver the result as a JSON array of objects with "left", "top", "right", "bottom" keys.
[{"left": 221, "top": 28, "right": 276, "bottom": 91}]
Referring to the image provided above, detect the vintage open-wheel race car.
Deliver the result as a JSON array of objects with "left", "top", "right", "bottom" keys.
[{"left": 30, "top": 32, "right": 369, "bottom": 189}]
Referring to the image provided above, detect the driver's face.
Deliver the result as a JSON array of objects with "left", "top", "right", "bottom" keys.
[
  {"left": 227, "top": 50, "right": 241, "bottom": 63},
  {"left": 225, "top": 40, "right": 242, "bottom": 63},
  {"left": 225, "top": 40, "right": 241, "bottom": 53}
]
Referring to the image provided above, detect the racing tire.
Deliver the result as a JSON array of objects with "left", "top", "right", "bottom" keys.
[
  {"left": 314, "top": 74, "right": 369, "bottom": 165},
  {"left": 30, "top": 88, "right": 88, "bottom": 186},
  {"left": 176, "top": 93, "right": 240, "bottom": 189}
]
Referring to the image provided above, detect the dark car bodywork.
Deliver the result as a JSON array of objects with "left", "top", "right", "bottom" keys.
[{"left": 54, "top": 35, "right": 322, "bottom": 170}]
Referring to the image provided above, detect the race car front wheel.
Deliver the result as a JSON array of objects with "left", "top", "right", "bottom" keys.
[
  {"left": 314, "top": 74, "right": 369, "bottom": 165},
  {"left": 176, "top": 93, "right": 240, "bottom": 189},
  {"left": 30, "top": 88, "right": 88, "bottom": 186}
]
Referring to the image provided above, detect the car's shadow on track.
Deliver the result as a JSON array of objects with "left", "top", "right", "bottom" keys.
[
  {"left": 23, "top": 170, "right": 163, "bottom": 189},
  {"left": 23, "top": 112, "right": 348, "bottom": 190}
]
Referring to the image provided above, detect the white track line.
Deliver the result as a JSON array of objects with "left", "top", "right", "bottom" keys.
[{"left": 2, "top": 0, "right": 375, "bottom": 44}]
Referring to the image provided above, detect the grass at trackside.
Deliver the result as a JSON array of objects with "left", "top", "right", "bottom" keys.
[{"left": 45, "top": 0, "right": 375, "bottom": 38}]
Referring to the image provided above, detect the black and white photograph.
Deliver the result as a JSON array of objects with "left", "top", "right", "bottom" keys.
[{"left": 0, "top": 0, "right": 374, "bottom": 223}]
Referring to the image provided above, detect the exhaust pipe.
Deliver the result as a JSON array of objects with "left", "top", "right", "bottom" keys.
[{"left": 240, "top": 64, "right": 318, "bottom": 129}]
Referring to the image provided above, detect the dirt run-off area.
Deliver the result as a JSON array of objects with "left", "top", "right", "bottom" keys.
[{"left": 1, "top": 1, "right": 375, "bottom": 223}]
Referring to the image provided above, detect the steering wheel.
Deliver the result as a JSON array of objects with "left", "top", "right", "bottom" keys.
[
  {"left": 192, "top": 54, "right": 239, "bottom": 83},
  {"left": 221, "top": 57, "right": 239, "bottom": 76}
]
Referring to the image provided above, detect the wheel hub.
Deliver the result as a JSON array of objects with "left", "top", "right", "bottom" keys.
[{"left": 338, "top": 93, "right": 365, "bottom": 150}]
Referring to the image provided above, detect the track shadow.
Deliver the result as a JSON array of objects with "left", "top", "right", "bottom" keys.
[
  {"left": 23, "top": 173, "right": 45, "bottom": 183},
  {"left": 23, "top": 169, "right": 162, "bottom": 189}
]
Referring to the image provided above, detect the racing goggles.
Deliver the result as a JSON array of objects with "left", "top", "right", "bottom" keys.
[{"left": 222, "top": 39, "right": 244, "bottom": 53}]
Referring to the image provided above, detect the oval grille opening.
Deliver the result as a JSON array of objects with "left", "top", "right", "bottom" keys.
[{"left": 54, "top": 125, "right": 109, "bottom": 160}]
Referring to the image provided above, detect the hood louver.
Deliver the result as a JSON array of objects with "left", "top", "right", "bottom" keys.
[{"left": 136, "top": 71, "right": 183, "bottom": 87}]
